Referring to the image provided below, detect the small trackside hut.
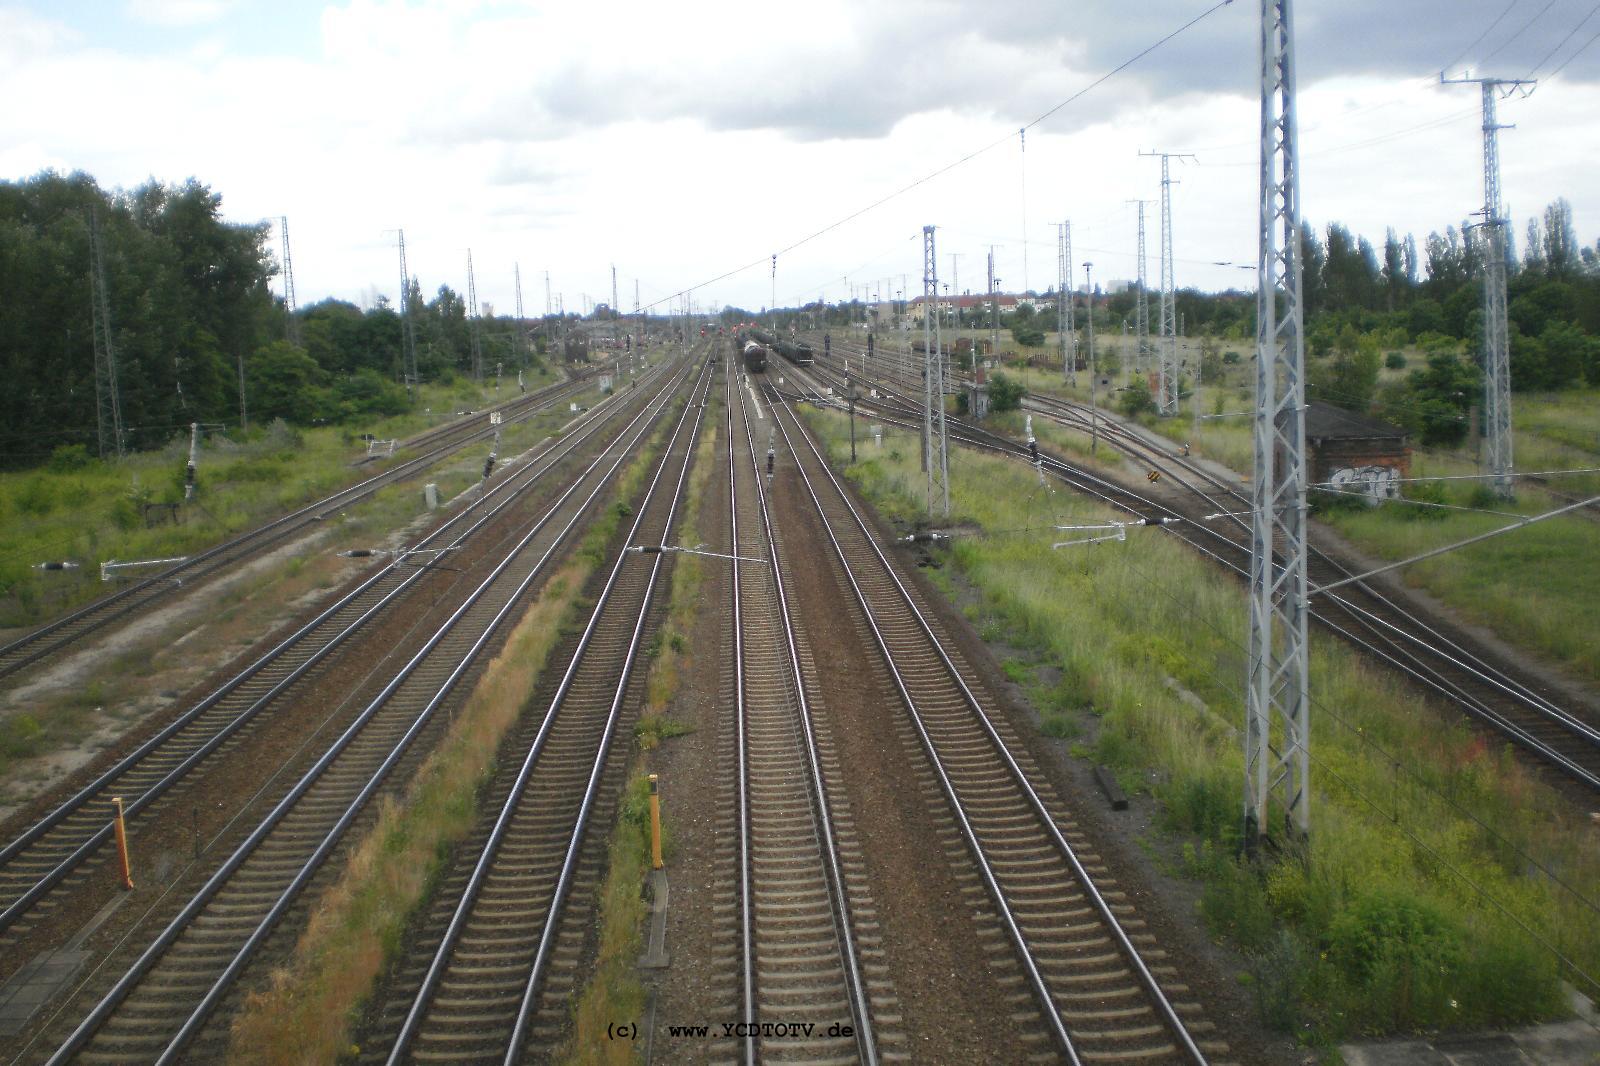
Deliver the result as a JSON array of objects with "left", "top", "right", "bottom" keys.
[{"left": 1300, "top": 401, "right": 1411, "bottom": 504}]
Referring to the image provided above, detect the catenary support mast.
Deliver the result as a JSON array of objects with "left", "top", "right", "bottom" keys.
[
  {"left": 1057, "top": 222, "right": 1077, "bottom": 385},
  {"left": 89, "top": 208, "right": 125, "bottom": 460},
  {"left": 1141, "top": 151, "right": 1195, "bottom": 415},
  {"left": 1245, "top": 0, "right": 1310, "bottom": 849},
  {"left": 1442, "top": 73, "right": 1533, "bottom": 499},
  {"left": 923, "top": 226, "right": 949, "bottom": 517}
]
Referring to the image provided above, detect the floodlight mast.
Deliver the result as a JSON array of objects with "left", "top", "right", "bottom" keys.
[{"left": 1245, "top": 0, "right": 1310, "bottom": 851}]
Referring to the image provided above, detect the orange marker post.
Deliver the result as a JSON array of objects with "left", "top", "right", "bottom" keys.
[
  {"left": 648, "top": 774, "right": 663, "bottom": 870},
  {"left": 112, "top": 796, "right": 134, "bottom": 890}
]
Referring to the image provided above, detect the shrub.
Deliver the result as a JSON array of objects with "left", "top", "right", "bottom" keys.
[
  {"left": 14, "top": 476, "right": 56, "bottom": 516},
  {"left": 1118, "top": 379, "right": 1158, "bottom": 417},
  {"left": 988, "top": 372, "right": 1024, "bottom": 412},
  {"left": 1394, "top": 478, "right": 1450, "bottom": 520},
  {"left": 1385, "top": 352, "right": 1407, "bottom": 370},
  {"left": 48, "top": 444, "right": 93, "bottom": 472},
  {"left": 1010, "top": 324, "right": 1046, "bottom": 348},
  {"left": 1223, "top": 350, "right": 1242, "bottom": 364},
  {"left": 1326, "top": 888, "right": 1463, "bottom": 1029}
]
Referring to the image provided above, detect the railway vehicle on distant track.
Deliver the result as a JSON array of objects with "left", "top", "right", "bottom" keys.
[
  {"left": 774, "top": 339, "right": 815, "bottom": 367},
  {"left": 734, "top": 329, "right": 770, "bottom": 372}
]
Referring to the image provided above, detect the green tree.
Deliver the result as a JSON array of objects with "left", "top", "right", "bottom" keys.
[
  {"left": 1396, "top": 352, "right": 1478, "bottom": 446},
  {"left": 988, "top": 371, "right": 1024, "bottom": 412},
  {"left": 249, "top": 341, "right": 331, "bottom": 423}
]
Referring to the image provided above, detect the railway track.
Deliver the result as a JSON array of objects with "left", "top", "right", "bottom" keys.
[
  {"left": 0, "top": 370, "right": 597, "bottom": 681},
  {"left": 0, "top": 363, "right": 677, "bottom": 951},
  {"left": 721, "top": 365, "right": 896, "bottom": 1064},
  {"left": 31, "top": 358, "right": 698, "bottom": 1065},
  {"left": 802, "top": 346, "right": 1600, "bottom": 796},
  {"left": 763, "top": 379, "right": 1221, "bottom": 1064},
  {"left": 357, "top": 355, "right": 715, "bottom": 1064}
]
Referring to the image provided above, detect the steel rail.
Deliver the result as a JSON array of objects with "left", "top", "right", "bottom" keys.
[
  {"left": 41, "top": 359, "right": 697, "bottom": 1066},
  {"left": 729, "top": 365, "right": 879, "bottom": 1064},
  {"left": 765, "top": 384, "right": 1207, "bottom": 1064},
  {"left": 0, "top": 370, "right": 675, "bottom": 941},
  {"left": 0, "top": 372, "right": 595, "bottom": 679},
  {"left": 382, "top": 355, "right": 714, "bottom": 1066},
  {"left": 807, "top": 349, "right": 1600, "bottom": 787},
  {"left": 730, "top": 366, "right": 757, "bottom": 1065}
]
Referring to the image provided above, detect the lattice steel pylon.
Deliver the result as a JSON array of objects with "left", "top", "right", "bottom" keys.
[
  {"left": 1442, "top": 74, "right": 1533, "bottom": 500},
  {"left": 88, "top": 208, "right": 125, "bottom": 460},
  {"left": 1246, "top": 0, "right": 1310, "bottom": 850},
  {"left": 1141, "top": 151, "right": 1194, "bottom": 415},
  {"left": 1057, "top": 222, "right": 1077, "bottom": 385},
  {"left": 397, "top": 230, "right": 419, "bottom": 395},
  {"left": 466, "top": 249, "right": 483, "bottom": 381},
  {"left": 1128, "top": 200, "right": 1153, "bottom": 384},
  {"left": 923, "top": 226, "right": 949, "bottom": 518},
  {"left": 514, "top": 262, "right": 526, "bottom": 362},
  {"left": 279, "top": 216, "right": 300, "bottom": 346}
]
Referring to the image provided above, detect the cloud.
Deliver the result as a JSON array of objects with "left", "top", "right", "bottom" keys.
[{"left": 126, "top": 0, "right": 237, "bottom": 27}]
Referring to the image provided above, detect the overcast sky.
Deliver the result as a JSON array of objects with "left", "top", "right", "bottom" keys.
[{"left": 3, "top": 0, "right": 1597, "bottom": 318}]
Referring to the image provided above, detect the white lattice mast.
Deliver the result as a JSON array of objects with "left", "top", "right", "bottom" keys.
[
  {"left": 1141, "top": 150, "right": 1195, "bottom": 415},
  {"left": 1246, "top": 0, "right": 1310, "bottom": 850},
  {"left": 466, "top": 249, "right": 483, "bottom": 381},
  {"left": 88, "top": 208, "right": 125, "bottom": 460},
  {"left": 1442, "top": 73, "right": 1533, "bottom": 500},
  {"left": 923, "top": 225, "right": 949, "bottom": 518},
  {"left": 397, "top": 230, "right": 419, "bottom": 396},
  {"left": 1057, "top": 222, "right": 1077, "bottom": 385},
  {"left": 1129, "top": 200, "right": 1153, "bottom": 384},
  {"left": 278, "top": 216, "right": 301, "bottom": 346}
]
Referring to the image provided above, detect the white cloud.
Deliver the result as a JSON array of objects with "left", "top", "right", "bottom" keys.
[
  {"left": 1, "top": 0, "right": 1596, "bottom": 315},
  {"left": 126, "top": 0, "right": 237, "bottom": 27}
]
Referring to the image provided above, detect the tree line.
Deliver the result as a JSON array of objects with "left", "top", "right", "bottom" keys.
[{"left": 0, "top": 171, "right": 548, "bottom": 470}]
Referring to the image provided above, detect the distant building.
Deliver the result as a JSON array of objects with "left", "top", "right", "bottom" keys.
[
  {"left": 1300, "top": 402, "right": 1411, "bottom": 504},
  {"left": 907, "top": 293, "right": 1020, "bottom": 324}
]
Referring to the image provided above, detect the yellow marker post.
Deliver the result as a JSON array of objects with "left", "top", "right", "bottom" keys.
[
  {"left": 112, "top": 797, "right": 134, "bottom": 890},
  {"left": 648, "top": 774, "right": 663, "bottom": 870}
]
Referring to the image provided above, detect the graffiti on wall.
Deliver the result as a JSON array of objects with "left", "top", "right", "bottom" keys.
[{"left": 1329, "top": 464, "right": 1401, "bottom": 503}]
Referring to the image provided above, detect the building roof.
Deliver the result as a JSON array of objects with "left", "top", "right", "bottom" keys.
[
  {"left": 1304, "top": 401, "right": 1408, "bottom": 442},
  {"left": 909, "top": 294, "right": 1020, "bottom": 308}
]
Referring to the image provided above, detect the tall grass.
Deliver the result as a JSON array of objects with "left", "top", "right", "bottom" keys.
[
  {"left": 804, "top": 405, "right": 1599, "bottom": 1043},
  {"left": 0, "top": 369, "right": 572, "bottom": 628}
]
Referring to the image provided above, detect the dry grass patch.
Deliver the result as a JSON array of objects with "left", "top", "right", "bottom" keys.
[
  {"left": 225, "top": 553, "right": 590, "bottom": 1065},
  {"left": 557, "top": 409, "right": 717, "bottom": 1063}
]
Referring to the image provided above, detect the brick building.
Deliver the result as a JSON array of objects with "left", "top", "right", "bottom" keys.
[{"left": 1302, "top": 401, "right": 1411, "bottom": 503}]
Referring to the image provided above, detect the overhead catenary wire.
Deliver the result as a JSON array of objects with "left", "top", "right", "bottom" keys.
[
  {"left": 1526, "top": 1, "right": 1600, "bottom": 77},
  {"left": 634, "top": 0, "right": 1237, "bottom": 314},
  {"left": 1441, "top": 0, "right": 1523, "bottom": 74},
  {"left": 1478, "top": 0, "right": 1561, "bottom": 67},
  {"left": 1544, "top": 22, "right": 1600, "bottom": 76}
]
